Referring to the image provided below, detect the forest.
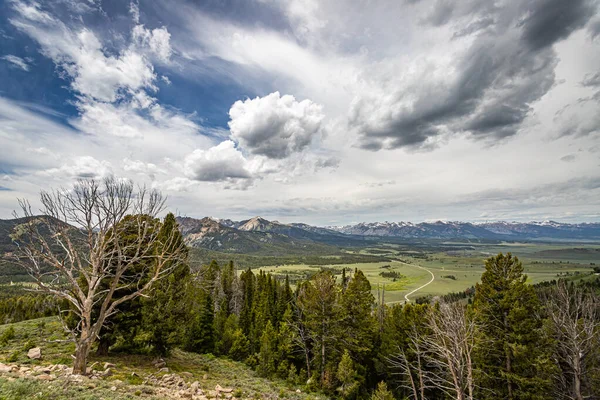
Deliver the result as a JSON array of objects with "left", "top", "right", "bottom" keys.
[{"left": 1, "top": 178, "right": 600, "bottom": 400}]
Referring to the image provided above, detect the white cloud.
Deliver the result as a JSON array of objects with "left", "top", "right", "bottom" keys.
[
  {"left": 1, "top": 55, "right": 30, "bottom": 71},
  {"left": 39, "top": 156, "right": 112, "bottom": 180},
  {"left": 132, "top": 24, "right": 173, "bottom": 63},
  {"left": 184, "top": 140, "right": 253, "bottom": 183},
  {"left": 123, "top": 158, "right": 164, "bottom": 180},
  {"left": 228, "top": 92, "right": 324, "bottom": 159}
]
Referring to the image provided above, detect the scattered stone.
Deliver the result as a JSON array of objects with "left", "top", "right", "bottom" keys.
[
  {"left": 131, "top": 372, "right": 139, "bottom": 377},
  {"left": 37, "top": 374, "right": 55, "bottom": 381},
  {"left": 102, "top": 368, "right": 113, "bottom": 377},
  {"left": 27, "top": 347, "right": 42, "bottom": 360},
  {"left": 19, "top": 366, "right": 31, "bottom": 373},
  {"left": 103, "top": 362, "right": 116, "bottom": 370},
  {"left": 88, "top": 362, "right": 99, "bottom": 371},
  {"left": 215, "top": 384, "right": 233, "bottom": 394},
  {"left": 0, "top": 363, "right": 12, "bottom": 373},
  {"left": 181, "top": 371, "right": 193, "bottom": 378},
  {"left": 190, "top": 381, "right": 199, "bottom": 394},
  {"left": 202, "top": 374, "right": 208, "bottom": 380},
  {"left": 296, "top": 389, "right": 301, "bottom": 393},
  {"left": 152, "top": 358, "right": 166, "bottom": 368},
  {"left": 110, "top": 386, "right": 117, "bottom": 391},
  {"left": 159, "top": 367, "right": 169, "bottom": 373}
]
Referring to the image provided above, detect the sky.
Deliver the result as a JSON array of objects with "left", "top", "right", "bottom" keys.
[{"left": 0, "top": 0, "right": 599, "bottom": 226}]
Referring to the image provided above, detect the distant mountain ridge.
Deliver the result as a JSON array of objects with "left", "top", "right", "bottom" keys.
[{"left": 328, "top": 220, "right": 600, "bottom": 240}]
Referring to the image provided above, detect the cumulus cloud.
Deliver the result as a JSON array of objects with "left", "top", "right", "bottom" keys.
[
  {"left": 184, "top": 140, "right": 253, "bottom": 183},
  {"left": 228, "top": 92, "right": 324, "bottom": 159},
  {"left": 1, "top": 55, "right": 30, "bottom": 71},
  {"left": 350, "top": 0, "right": 597, "bottom": 150}
]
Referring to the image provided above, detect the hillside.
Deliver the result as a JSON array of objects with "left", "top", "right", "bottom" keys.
[
  {"left": 0, "top": 317, "right": 324, "bottom": 400},
  {"left": 175, "top": 216, "right": 365, "bottom": 255}
]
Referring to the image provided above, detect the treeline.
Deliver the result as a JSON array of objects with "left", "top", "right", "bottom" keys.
[{"left": 0, "top": 286, "right": 61, "bottom": 324}]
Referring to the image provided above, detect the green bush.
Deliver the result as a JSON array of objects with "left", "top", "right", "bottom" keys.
[
  {"left": 0, "top": 326, "right": 16, "bottom": 345},
  {"left": 6, "top": 351, "right": 19, "bottom": 363},
  {"left": 22, "top": 339, "right": 36, "bottom": 351}
]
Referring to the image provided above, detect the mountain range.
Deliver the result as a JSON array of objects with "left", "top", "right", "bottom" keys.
[{"left": 176, "top": 217, "right": 600, "bottom": 249}]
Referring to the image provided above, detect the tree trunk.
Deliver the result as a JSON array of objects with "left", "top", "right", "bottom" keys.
[
  {"left": 95, "top": 336, "right": 110, "bottom": 356},
  {"left": 73, "top": 341, "right": 92, "bottom": 375},
  {"left": 574, "top": 356, "right": 583, "bottom": 400},
  {"left": 504, "top": 312, "right": 513, "bottom": 400}
]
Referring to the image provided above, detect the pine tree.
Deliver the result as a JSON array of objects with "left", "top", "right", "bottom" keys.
[
  {"left": 337, "top": 349, "right": 359, "bottom": 399},
  {"left": 258, "top": 320, "right": 277, "bottom": 377},
  {"left": 371, "top": 381, "right": 395, "bottom": 400},
  {"left": 473, "top": 253, "right": 550, "bottom": 399},
  {"left": 341, "top": 270, "right": 376, "bottom": 371},
  {"left": 297, "top": 271, "right": 342, "bottom": 385}
]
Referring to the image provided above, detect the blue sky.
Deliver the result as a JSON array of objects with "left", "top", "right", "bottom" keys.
[{"left": 0, "top": 0, "right": 599, "bottom": 225}]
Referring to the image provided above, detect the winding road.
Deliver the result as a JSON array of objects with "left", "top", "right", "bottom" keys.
[{"left": 387, "top": 261, "right": 436, "bottom": 304}]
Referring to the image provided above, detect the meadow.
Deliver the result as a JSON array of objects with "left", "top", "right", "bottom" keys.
[{"left": 253, "top": 241, "right": 600, "bottom": 303}]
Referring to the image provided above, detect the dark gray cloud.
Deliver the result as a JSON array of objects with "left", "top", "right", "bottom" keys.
[
  {"left": 582, "top": 72, "right": 600, "bottom": 87},
  {"left": 353, "top": 0, "right": 597, "bottom": 150},
  {"left": 519, "top": 0, "right": 596, "bottom": 51}
]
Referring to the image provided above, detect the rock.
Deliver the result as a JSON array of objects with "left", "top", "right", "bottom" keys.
[
  {"left": 110, "top": 386, "right": 117, "bottom": 391},
  {"left": 102, "top": 368, "right": 113, "bottom": 377},
  {"left": 19, "top": 366, "right": 31, "bottom": 373},
  {"left": 27, "top": 347, "right": 42, "bottom": 359},
  {"left": 181, "top": 371, "right": 193, "bottom": 378},
  {"left": 159, "top": 367, "right": 169, "bottom": 373},
  {"left": 153, "top": 358, "right": 166, "bottom": 368},
  {"left": 202, "top": 374, "right": 208, "bottom": 380},
  {"left": 37, "top": 374, "right": 55, "bottom": 381},
  {"left": 296, "top": 389, "right": 301, "bottom": 393},
  {"left": 190, "top": 381, "right": 199, "bottom": 394},
  {"left": 215, "top": 384, "right": 233, "bottom": 394},
  {"left": 131, "top": 372, "right": 139, "bottom": 377},
  {"left": 103, "top": 362, "right": 116, "bottom": 369},
  {"left": 0, "top": 363, "right": 12, "bottom": 373}
]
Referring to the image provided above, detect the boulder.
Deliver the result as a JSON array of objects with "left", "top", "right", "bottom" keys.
[
  {"left": 0, "top": 363, "right": 12, "bottom": 373},
  {"left": 27, "top": 347, "right": 42, "bottom": 359}
]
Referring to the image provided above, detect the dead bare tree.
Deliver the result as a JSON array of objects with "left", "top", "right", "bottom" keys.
[
  {"left": 10, "top": 177, "right": 186, "bottom": 375},
  {"left": 423, "top": 301, "right": 477, "bottom": 400},
  {"left": 388, "top": 301, "right": 477, "bottom": 400},
  {"left": 388, "top": 329, "right": 428, "bottom": 400},
  {"left": 542, "top": 280, "right": 600, "bottom": 400}
]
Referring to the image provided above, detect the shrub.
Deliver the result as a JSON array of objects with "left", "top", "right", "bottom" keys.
[
  {"left": 6, "top": 351, "right": 19, "bottom": 363},
  {"left": 0, "top": 326, "right": 16, "bottom": 345}
]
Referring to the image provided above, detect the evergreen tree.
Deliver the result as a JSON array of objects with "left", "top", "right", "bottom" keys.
[
  {"left": 297, "top": 271, "right": 342, "bottom": 385},
  {"left": 337, "top": 349, "right": 360, "bottom": 399},
  {"left": 371, "top": 381, "right": 395, "bottom": 400},
  {"left": 258, "top": 320, "right": 277, "bottom": 377},
  {"left": 473, "top": 253, "right": 551, "bottom": 399},
  {"left": 341, "top": 269, "right": 376, "bottom": 381}
]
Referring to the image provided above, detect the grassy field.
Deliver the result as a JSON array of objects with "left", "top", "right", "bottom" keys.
[
  {"left": 0, "top": 317, "right": 326, "bottom": 400},
  {"left": 254, "top": 241, "right": 600, "bottom": 303}
]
